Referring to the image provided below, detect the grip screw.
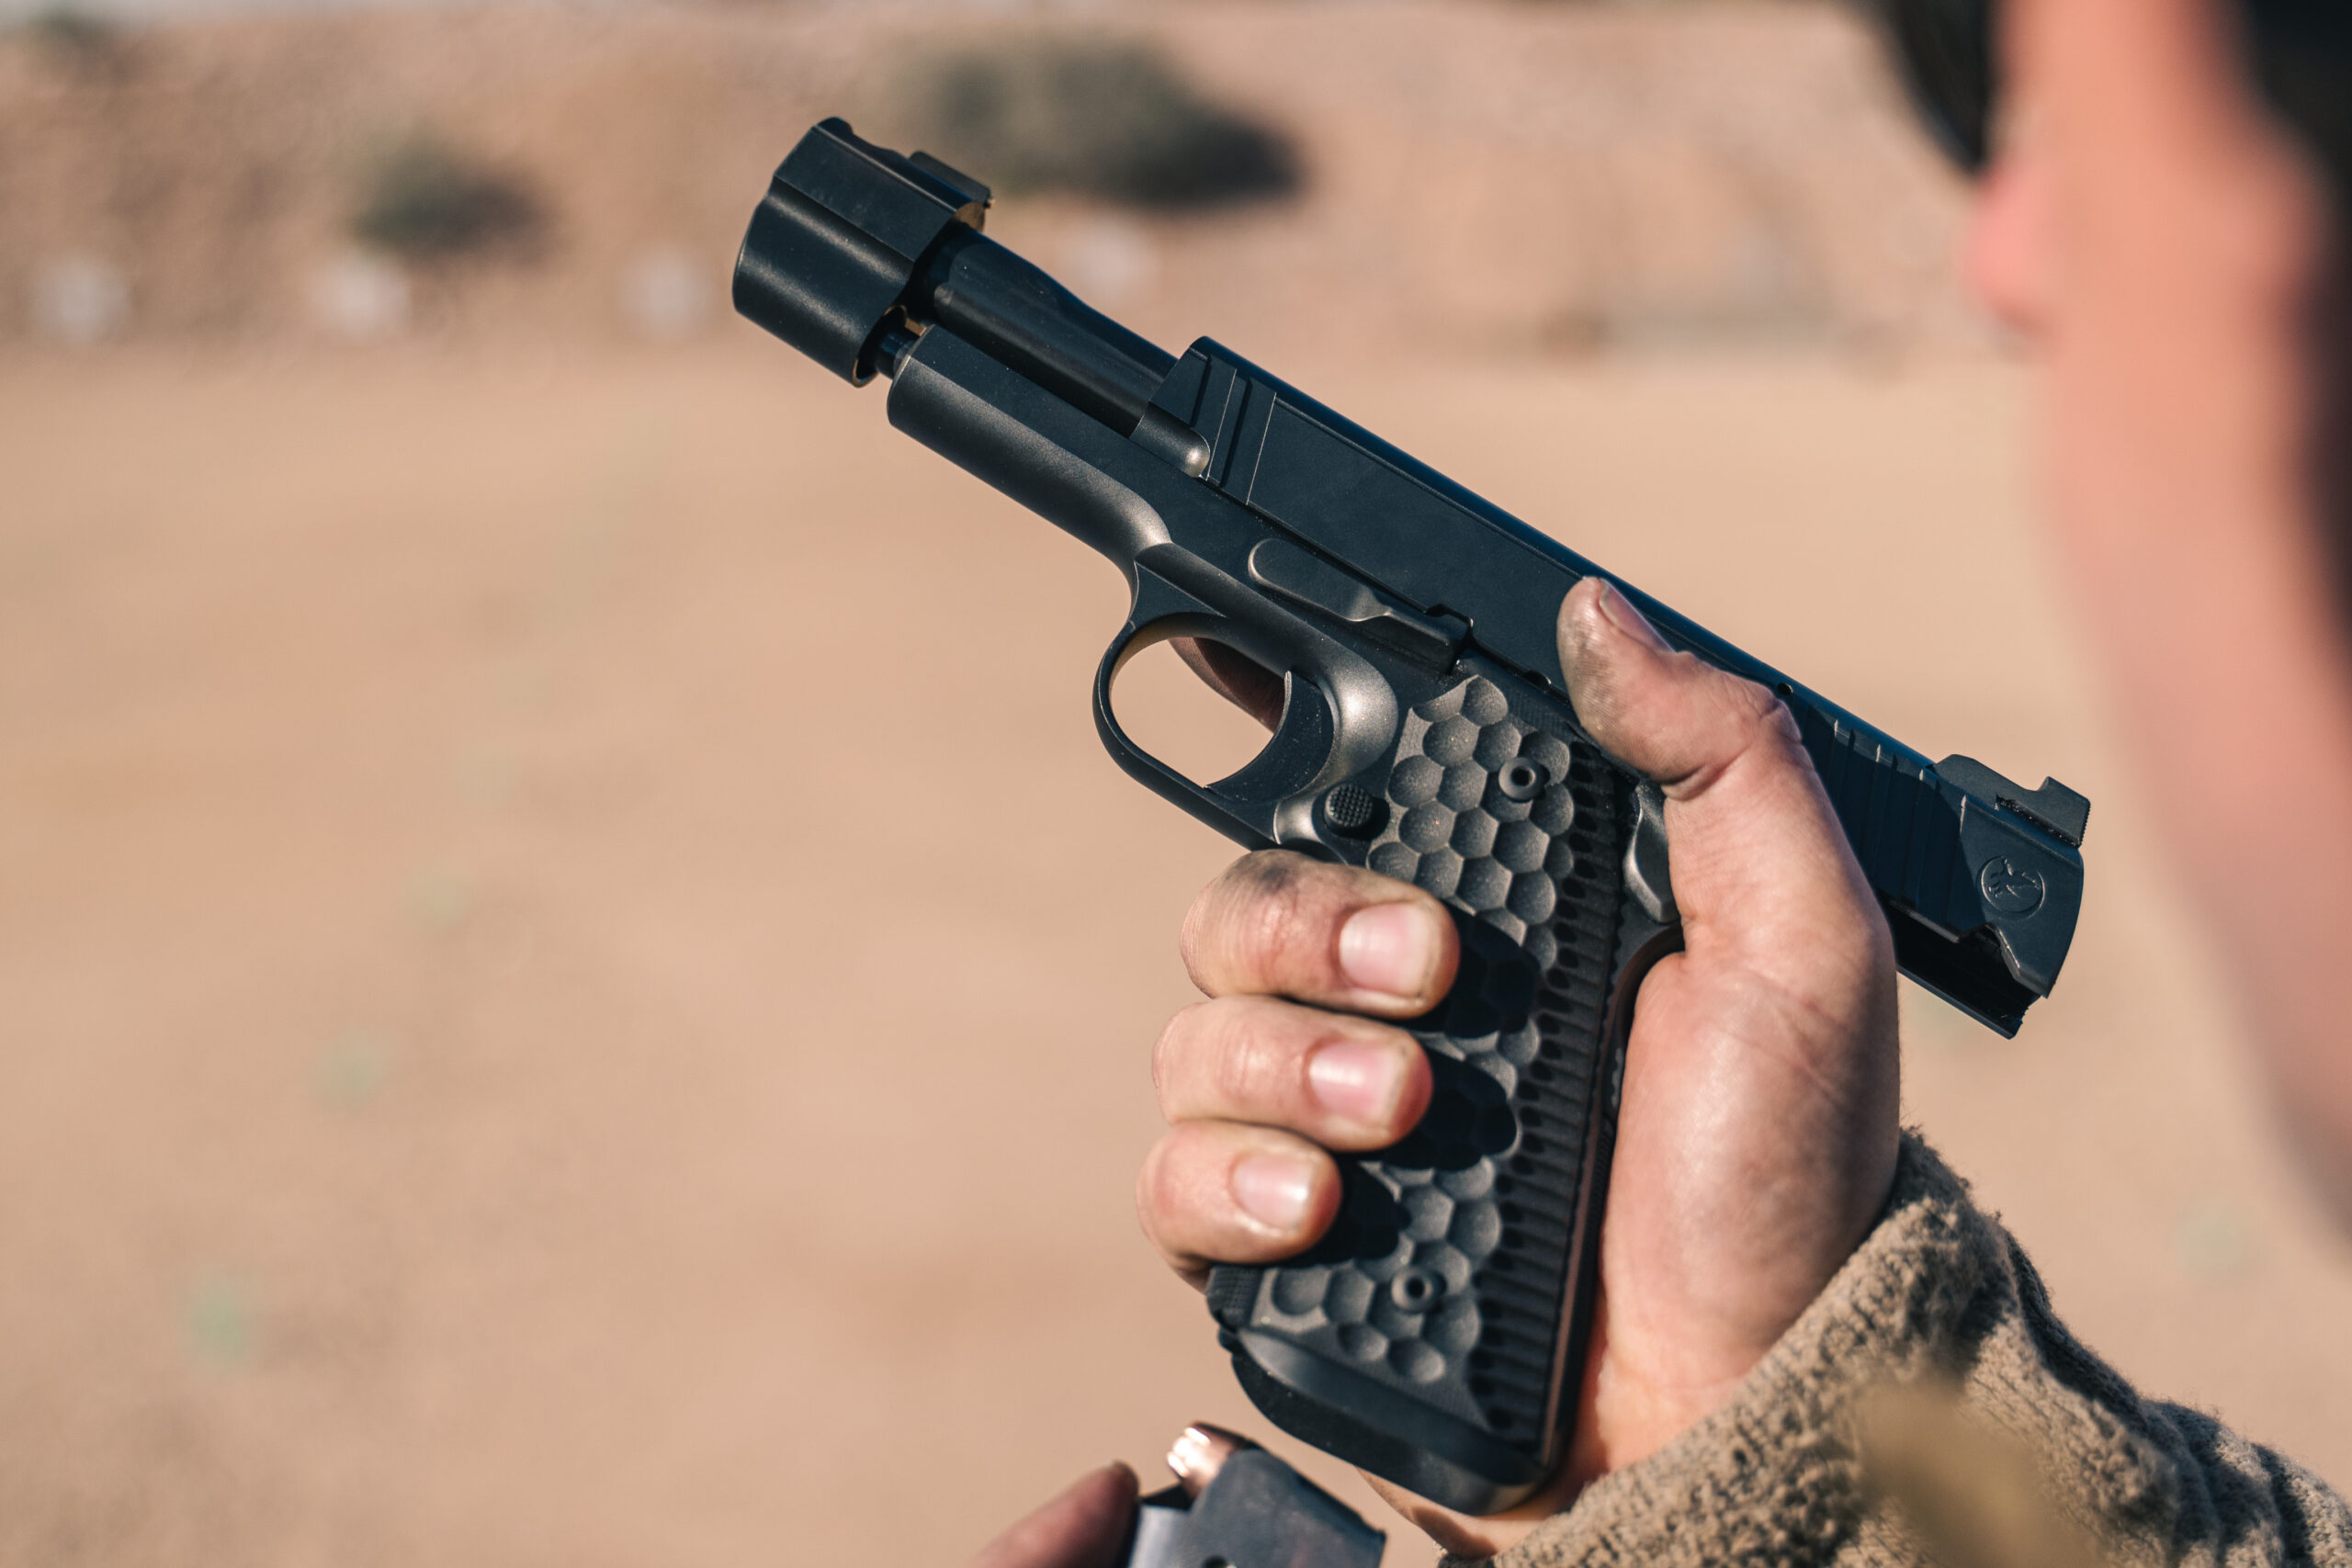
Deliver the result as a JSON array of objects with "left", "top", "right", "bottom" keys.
[
  {"left": 1497, "top": 758, "right": 1547, "bottom": 802},
  {"left": 1391, "top": 1268, "right": 1444, "bottom": 1312}
]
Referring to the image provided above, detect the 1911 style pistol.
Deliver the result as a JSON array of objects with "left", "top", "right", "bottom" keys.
[{"left": 732, "top": 119, "right": 2089, "bottom": 1516}]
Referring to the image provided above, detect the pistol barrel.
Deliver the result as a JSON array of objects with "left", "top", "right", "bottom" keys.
[
  {"left": 732, "top": 114, "right": 1174, "bottom": 433},
  {"left": 910, "top": 230, "right": 1175, "bottom": 434}
]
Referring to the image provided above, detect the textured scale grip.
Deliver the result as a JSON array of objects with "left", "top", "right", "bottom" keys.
[{"left": 1208, "top": 672, "right": 1638, "bottom": 1513}]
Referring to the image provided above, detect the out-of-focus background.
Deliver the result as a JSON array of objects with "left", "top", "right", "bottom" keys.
[{"left": 4, "top": 0, "right": 2348, "bottom": 1562}]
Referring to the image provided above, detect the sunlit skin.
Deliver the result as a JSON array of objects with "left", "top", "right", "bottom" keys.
[
  {"left": 974, "top": 0, "right": 2352, "bottom": 1560},
  {"left": 1972, "top": 0, "right": 2352, "bottom": 1216}
]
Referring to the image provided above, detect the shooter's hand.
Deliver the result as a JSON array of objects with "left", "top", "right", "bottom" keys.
[
  {"left": 1136, "top": 579, "right": 1901, "bottom": 1557},
  {"left": 965, "top": 1463, "right": 1138, "bottom": 1568}
]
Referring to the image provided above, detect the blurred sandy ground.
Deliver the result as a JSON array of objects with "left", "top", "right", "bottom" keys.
[{"left": 5, "top": 4, "right": 2351, "bottom": 1566}]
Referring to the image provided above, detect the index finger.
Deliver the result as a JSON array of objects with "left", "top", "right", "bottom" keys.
[{"left": 1182, "top": 851, "right": 1459, "bottom": 1017}]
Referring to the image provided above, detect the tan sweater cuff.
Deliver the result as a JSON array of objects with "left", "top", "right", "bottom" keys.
[
  {"left": 1453, "top": 1133, "right": 2352, "bottom": 1568},
  {"left": 1459, "top": 1133, "right": 2007, "bottom": 1568}
]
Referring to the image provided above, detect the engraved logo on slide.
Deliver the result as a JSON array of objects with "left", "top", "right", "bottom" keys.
[{"left": 1979, "top": 857, "right": 2047, "bottom": 916}]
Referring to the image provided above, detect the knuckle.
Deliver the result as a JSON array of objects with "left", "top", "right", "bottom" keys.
[
  {"left": 1210, "top": 1005, "right": 1294, "bottom": 1115},
  {"left": 1757, "top": 689, "right": 1807, "bottom": 754},
  {"left": 1133, "top": 1145, "right": 1162, "bottom": 1236},
  {"left": 1178, "top": 878, "right": 1220, "bottom": 986},
  {"left": 1189, "top": 851, "right": 1319, "bottom": 992},
  {"left": 1714, "top": 669, "right": 1811, "bottom": 768},
  {"left": 1135, "top": 1133, "right": 1187, "bottom": 1229},
  {"left": 1150, "top": 1009, "right": 1187, "bottom": 1108},
  {"left": 1233, "top": 857, "right": 1317, "bottom": 987},
  {"left": 1659, "top": 667, "right": 1792, "bottom": 797},
  {"left": 1717, "top": 668, "right": 1785, "bottom": 731}
]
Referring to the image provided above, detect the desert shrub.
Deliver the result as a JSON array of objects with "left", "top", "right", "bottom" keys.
[
  {"left": 23, "top": 5, "right": 125, "bottom": 67},
  {"left": 896, "top": 39, "right": 1299, "bottom": 211},
  {"left": 25, "top": 5, "right": 112, "bottom": 49},
  {"left": 349, "top": 133, "right": 544, "bottom": 260}
]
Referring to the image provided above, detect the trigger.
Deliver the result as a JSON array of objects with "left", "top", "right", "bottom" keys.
[
  {"left": 1211, "top": 672, "right": 1334, "bottom": 804},
  {"left": 1624, "top": 780, "right": 1677, "bottom": 923}
]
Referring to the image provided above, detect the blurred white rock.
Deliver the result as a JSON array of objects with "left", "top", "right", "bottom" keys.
[
  {"left": 29, "top": 254, "right": 130, "bottom": 344},
  {"left": 620, "top": 246, "right": 711, "bottom": 341},
  {"left": 310, "top": 251, "right": 411, "bottom": 341},
  {"left": 1057, "top": 216, "right": 1156, "bottom": 310}
]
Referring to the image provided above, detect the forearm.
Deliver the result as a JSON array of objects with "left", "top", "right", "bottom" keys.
[{"left": 1466, "top": 1135, "right": 2352, "bottom": 1568}]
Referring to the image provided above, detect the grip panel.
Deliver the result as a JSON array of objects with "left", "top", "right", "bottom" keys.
[{"left": 1208, "top": 671, "right": 1645, "bottom": 1514}]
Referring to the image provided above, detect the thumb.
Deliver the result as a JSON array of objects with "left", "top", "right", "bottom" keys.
[{"left": 1556, "top": 578, "right": 1887, "bottom": 985}]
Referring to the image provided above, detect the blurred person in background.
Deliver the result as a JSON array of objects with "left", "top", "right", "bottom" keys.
[{"left": 975, "top": 0, "right": 2352, "bottom": 1562}]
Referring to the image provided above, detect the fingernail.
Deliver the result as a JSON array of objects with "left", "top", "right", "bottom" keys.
[
  {"left": 1339, "top": 902, "right": 1440, "bottom": 1001},
  {"left": 1308, "top": 1038, "right": 1400, "bottom": 1125},
  {"left": 1597, "top": 581, "right": 1671, "bottom": 652},
  {"left": 1232, "top": 1154, "right": 1316, "bottom": 1231}
]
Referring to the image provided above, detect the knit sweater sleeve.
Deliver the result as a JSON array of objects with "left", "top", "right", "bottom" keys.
[{"left": 1458, "top": 1134, "right": 2352, "bottom": 1568}]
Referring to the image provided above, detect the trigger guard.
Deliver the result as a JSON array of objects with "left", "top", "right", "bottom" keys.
[{"left": 1091, "top": 611, "right": 1341, "bottom": 841}]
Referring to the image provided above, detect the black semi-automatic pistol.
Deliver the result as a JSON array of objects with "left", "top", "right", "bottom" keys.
[{"left": 734, "top": 119, "right": 2089, "bottom": 1516}]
